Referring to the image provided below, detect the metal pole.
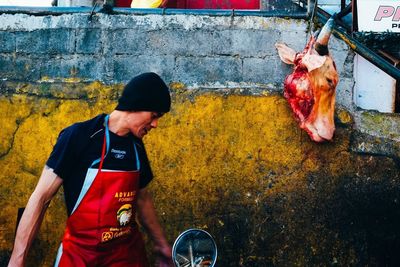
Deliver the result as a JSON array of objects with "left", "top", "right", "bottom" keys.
[
  {"left": 0, "top": 6, "right": 308, "bottom": 18},
  {"left": 341, "top": 0, "right": 345, "bottom": 12},
  {"left": 307, "top": 0, "right": 313, "bottom": 17}
]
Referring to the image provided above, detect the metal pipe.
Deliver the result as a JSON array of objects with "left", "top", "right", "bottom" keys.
[
  {"left": 317, "top": 5, "right": 350, "bottom": 32},
  {"left": 164, "top": 9, "right": 308, "bottom": 18},
  {"left": 0, "top": 6, "right": 96, "bottom": 15},
  {"left": 316, "top": 12, "right": 400, "bottom": 81},
  {"left": 341, "top": 0, "right": 345, "bottom": 12},
  {"left": 0, "top": 6, "right": 308, "bottom": 18},
  {"left": 307, "top": 0, "right": 314, "bottom": 17}
]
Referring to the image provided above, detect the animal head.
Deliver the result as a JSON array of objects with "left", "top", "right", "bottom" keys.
[{"left": 275, "top": 16, "right": 339, "bottom": 142}]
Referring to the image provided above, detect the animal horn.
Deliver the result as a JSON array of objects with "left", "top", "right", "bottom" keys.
[{"left": 315, "top": 14, "right": 336, "bottom": 55}]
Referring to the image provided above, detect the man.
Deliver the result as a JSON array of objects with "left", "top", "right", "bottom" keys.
[{"left": 8, "top": 72, "right": 173, "bottom": 267}]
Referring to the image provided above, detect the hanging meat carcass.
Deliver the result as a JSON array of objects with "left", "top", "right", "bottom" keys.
[{"left": 275, "top": 16, "right": 339, "bottom": 142}]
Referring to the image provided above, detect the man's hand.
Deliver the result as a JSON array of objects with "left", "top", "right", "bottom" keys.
[
  {"left": 7, "top": 256, "right": 24, "bottom": 267},
  {"left": 136, "top": 189, "right": 173, "bottom": 267}
]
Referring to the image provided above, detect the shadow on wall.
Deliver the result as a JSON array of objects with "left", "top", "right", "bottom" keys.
[
  {"left": 326, "top": 173, "right": 400, "bottom": 266},
  {"left": 192, "top": 167, "right": 400, "bottom": 266},
  {"left": 0, "top": 250, "right": 11, "bottom": 267}
]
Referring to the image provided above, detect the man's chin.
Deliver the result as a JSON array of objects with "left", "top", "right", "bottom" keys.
[
  {"left": 132, "top": 132, "right": 145, "bottom": 139},
  {"left": 134, "top": 129, "right": 150, "bottom": 139}
]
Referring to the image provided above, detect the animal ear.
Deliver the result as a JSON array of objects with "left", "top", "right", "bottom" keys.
[
  {"left": 275, "top": 43, "right": 296, "bottom": 65},
  {"left": 301, "top": 51, "right": 327, "bottom": 72}
]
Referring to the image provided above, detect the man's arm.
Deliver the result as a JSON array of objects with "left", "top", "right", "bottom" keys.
[
  {"left": 136, "top": 188, "right": 172, "bottom": 267},
  {"left": 8, "top": 166, "right": 63, "bottom": 267}
]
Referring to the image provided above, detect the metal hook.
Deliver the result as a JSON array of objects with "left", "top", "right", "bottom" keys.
[
  {"left": 88, "top": 2, "right": 99, "bottom": 22},
  {"left": 306, "top": 0, "right": 318, "bottom": 45}
]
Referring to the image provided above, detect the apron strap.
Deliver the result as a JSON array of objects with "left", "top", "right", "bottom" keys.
[
  {"left": 133, "top": 143, "right": 141, "bottom": 171},
  {"left": 90, "top": 114, "right": 140, "bottom": 171},
  {"left": 98, "top": 134, "right": 107, "bottom": 171},
  {"left": 90, "top": 115, "right": 110, "bottom": 169}
]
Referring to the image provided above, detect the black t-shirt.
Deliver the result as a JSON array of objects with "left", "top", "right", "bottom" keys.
[{"left": 46, "top": 114, "right": 153, "bottom": 216}]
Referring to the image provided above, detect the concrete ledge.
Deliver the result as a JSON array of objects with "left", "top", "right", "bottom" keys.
[{"left": 350, "top": 110, "right": 400, "bottom": 160}]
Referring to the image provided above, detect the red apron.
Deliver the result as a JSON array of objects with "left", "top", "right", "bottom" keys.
[{"left": 55, "top": 115, "right": 148, "bottom": 267}]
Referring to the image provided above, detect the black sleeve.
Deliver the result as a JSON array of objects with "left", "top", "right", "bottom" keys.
[
  {"left": 46, "top": 126, "right": 78, "bottom": 180},
  {"left": 137, "top": 140, "right": 154, "bottom": 188}
]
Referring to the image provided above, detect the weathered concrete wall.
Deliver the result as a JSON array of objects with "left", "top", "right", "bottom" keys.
[
  {"left": 1, "top": 9, "right": 400, "bottom": 267},
  {"left": 0, "top": 10, "right": 352, "bottom": 94}
]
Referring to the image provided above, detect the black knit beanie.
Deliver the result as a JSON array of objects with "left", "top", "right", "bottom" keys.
[{"left": 115, "top": 72, "right": 171, "bottom": 113}]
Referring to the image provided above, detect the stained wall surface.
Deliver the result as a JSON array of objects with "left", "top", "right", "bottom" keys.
[{"left": 0, "top": 9, "right": 399, "bottom": 266}]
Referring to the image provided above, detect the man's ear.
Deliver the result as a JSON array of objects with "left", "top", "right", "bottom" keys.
[{"left": 275, "top": 43, "right": 296, "bottom": 65}]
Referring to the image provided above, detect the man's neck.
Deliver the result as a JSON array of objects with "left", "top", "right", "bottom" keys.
[{"left": 108, "top": 111, "right": 130, "bottom": 137}]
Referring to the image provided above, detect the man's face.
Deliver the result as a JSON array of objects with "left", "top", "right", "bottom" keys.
[{"left": 126, "top": 111, "right": 164, "bottom": 139}]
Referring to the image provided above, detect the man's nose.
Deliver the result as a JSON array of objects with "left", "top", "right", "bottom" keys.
[{"left": 151, "top": 118, "right": 159, "bottom": 128}]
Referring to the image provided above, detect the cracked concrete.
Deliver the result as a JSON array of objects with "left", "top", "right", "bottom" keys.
[{"left": 0, "top": 110, "right": 33, "bottom": 160}]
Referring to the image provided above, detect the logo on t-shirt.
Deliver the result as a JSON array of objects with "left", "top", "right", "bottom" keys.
[{"left": 111, "top": 148, "right": 126, "bottom": 159}]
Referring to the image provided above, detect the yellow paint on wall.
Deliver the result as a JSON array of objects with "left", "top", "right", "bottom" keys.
[{"left": 0, "top": 86, "right": 359, "bottom": 266}]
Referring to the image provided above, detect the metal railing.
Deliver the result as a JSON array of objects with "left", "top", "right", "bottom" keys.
[{"left": 315, "top": 4, "right": 400, "bottom": 81}]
